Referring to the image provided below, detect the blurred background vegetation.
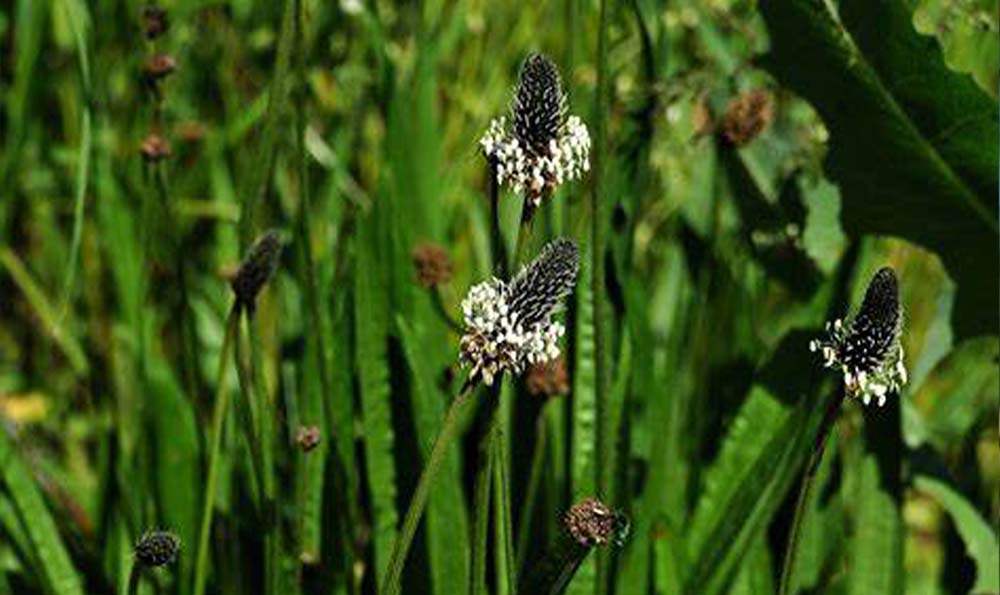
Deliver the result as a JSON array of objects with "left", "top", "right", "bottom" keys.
[{"left": 0, "top": 0, "right": 997, "bottom": 594}]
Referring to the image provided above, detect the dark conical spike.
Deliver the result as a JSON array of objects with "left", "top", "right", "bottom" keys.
[
  {"left": 507, "top": 239, "right": 579, "bottom": 328},
  {"left": 840, "top": 267, "right": 901, "bottom": 374},
  {"left": 511, "top": 53, "right": 566, "bottom": 156}
]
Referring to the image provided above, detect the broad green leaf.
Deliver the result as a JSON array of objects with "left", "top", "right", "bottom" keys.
[
  {"left": 684, "top": 331, "right": 836, "bottom": 595},
  {"left": 686, "top": 388, "right": 789, "bottom": 556},
  {"left": 0, "top": 430, "right": 84, "bottom": 595},
  {"left": 760, "top": 0, "right": 999, "bottom": 339},
  {"left": 911, "top": 337, "right": 1000, "bottom": 450},
  {"left": 914, "top": 475, "right": 1000, "bottom": 594}
]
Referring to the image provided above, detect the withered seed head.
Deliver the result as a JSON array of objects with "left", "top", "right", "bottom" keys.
[
  {"left": 412, "top": 243, "right": 453, "bottom": 287},
  {"left": 526, "top": 357, "right": 569, "bottom": 397},
  {"left": 134, "top": 530, "right": 180, "bottom": 567},
  {"left": 721, "top": 89, "right": 773, "bottom": 147},
  {"left": 141, "top": 6, "right": 169, "bottom": 40},
  {"left": 564, "top": 498, "right": 626, "bottom": 547},
  {"left": 143, "top": 54, "right": 177, "bottom": 82},
  {"left": 231, "top": 230, "right": 285, "bottom": 311},
  {"left": 296, "top": 426, "right": 322, "bottom": 452},
  {"left": 140, "top": 134, "right": 172, "bottom": 162}
]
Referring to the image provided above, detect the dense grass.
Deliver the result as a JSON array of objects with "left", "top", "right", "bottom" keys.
[{"left": 0, "top": 1, "right": 997, "bottom": 595}]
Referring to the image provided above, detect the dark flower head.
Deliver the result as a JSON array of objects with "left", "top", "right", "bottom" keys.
[
  {"left": 564, "top": 498, "right": 629, "bottom": 547},
  {"left": 512, "top": 53, "right": 566, "bottom": 156},
  {"left": 810, "top": 267, "right": 907, "bottom": 406},
  {"left": 721, "top": 89, "right": 773, "bottom": 146},
  {"left": 141, "top": 5, "right": 169, "bottom": 40},
  {"left": 134, "top": 531, "right": 180, "bottom": 567},
  {"left": 232, "top": 230, "right": 285, "bottom": 311},
  {"left": 507, "top": 238, "right": 579, "bottom": 328},
  {"left": 412, "top": 243, "right": 453, "bottom": 287},
  {"left": 481, "top": 55, "right": 590, "bottom": 209},
  {"left": 459, "top": 239, "right": 579, "bottom": 386}
]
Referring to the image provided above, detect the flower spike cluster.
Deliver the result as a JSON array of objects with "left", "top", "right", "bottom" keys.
[
  {"left": 809, "top": 267, "right": 907, "bottom": 406},
  {"left": 480, "top": 54, "right": 591, "bottom": 208},
  {"left": 460, "top": 239, "right": 579, "bottom": 386}
]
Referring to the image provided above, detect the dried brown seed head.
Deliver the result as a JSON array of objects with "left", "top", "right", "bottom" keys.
[
  {"left": 140, "top": 134, "right": 172, "bottom": 162},
  {"left": 721, "top": 89, "right": 773, "bottom": 147},
  {"left": 296, "top": 425, "right": 322, "bottom": 452},
  {"left": 412, "top": 243, "right": 453, "bottom": 287},
  {"left": 176, "top": 121, "right": 206, "bottom": 143},
  {"left": 564, "top": 498, "right": 619, "bottom": 547},
  {"left": 526, "top": 357, "right": 569, "bottom": 397},
  {"left": 143, "top": 54, "right": 177, "bottom": 82}
]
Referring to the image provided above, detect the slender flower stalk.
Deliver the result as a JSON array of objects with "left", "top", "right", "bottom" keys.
[
  {"left": 779, "top": 267, "right": 907, "bottom": 595},
  {"left": 384, "top": 240, "right": 579, "bottom": 595},
  {"left": 381, "top": 380, "right": 476, "bottom": 595}
]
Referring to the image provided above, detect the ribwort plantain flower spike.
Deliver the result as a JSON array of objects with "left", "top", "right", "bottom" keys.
[
  {"left": 459, "top": 239, "right": 579, "bottom": 386},
  {"left": 809, "top": 267, "right": 907, "bottom": 406},
  {"left": 480, "top": 54, "right": 591, "bottom": 209},
  {"left": 134, "top": 530, "right": 180, "bottom": 568},
  {"left": 231, "top": 229, "right": 285, "bottom": 312}
]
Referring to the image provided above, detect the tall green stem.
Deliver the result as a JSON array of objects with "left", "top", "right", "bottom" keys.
[
  {"left": 380, "top": 383, "right": 475, "bottom": 595},
  {"left": 777, "top": 390, "right": 844, "bottom": 595},
  {"left": 192, "top": 305, "right": 240, "bottom": 595}
]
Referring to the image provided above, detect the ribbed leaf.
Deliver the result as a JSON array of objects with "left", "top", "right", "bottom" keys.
[
  {"left": 567, "top": 248, "right": 596, "bottom": 595},
  {"left": 356, "top": 210, "right": 398, "bottom": 585}
]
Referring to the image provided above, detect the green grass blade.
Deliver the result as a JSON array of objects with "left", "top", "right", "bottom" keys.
[
  {"left": 355, "top": 209, "right": 398, "bottom": 589},
  {"left": 0, "top": 430, "right": 84, "bottom": 595}
]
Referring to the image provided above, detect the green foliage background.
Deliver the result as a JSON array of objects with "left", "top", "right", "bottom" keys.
[{"left": 0, "top": 0, "right": 997, "bottom": 594}]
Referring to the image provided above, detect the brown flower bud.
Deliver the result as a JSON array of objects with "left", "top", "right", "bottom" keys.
[
  {"left": 412, "top": 243, "right": 453, "bottom": 287},
  {"left": 175, "top": 121, "right": 206, "bottom": 144},
  {"left": 296, "top": 425, "right": 321, "bottom": 452},
  {"left": 721, "top": 89, "right": 773, "bottom": 147},
  {"left": 140, "top": 134, "right": 172, "bottom": 162},
  {"left": 143, "top": 53, "right": 177, "bottom": 83},
  {"left": 141, "top": 6, "right": 169, "bottom": 40},
  {"left": 526, "top": 357, "right": 569, "bottom": 397}
]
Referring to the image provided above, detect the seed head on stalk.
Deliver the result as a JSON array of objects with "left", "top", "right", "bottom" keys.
[
  {"left": 809, "top": 267, "right": 907, "bottom": 406},
  {"left": 459, "top": 239, "right": 579, "bottom": 386},
  {"left": 231, "top": 229, "right": 285, "bottom": 312},
  {"left": 480, "top": 54, "right": 591, "bottom": 212},
  {"left": 134, "top": 530, "right": 180, "bottom": 568}
]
